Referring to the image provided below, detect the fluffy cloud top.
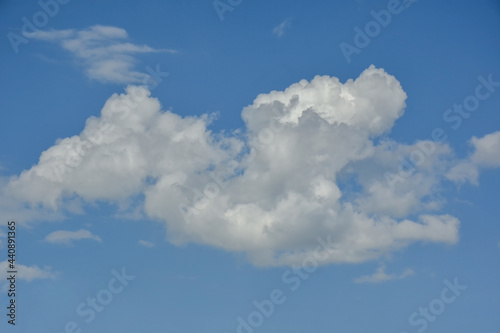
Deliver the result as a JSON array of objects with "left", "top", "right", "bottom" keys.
[
  {"left": 44, "top": 229, "right": 102, "bottom": 245},
  {"left": 28, "top": 25, "right": 176, "bottom": 84},
  {"left": 7, "top": 86, "right": 239, "bottom": 209},
  {"left": 4, "top": 66, "right": 472, "bottom": 266}
]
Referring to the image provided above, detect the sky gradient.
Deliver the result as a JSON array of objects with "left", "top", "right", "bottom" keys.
[{"left": 1, "top": 1, "right": 499, "bottom": 332}]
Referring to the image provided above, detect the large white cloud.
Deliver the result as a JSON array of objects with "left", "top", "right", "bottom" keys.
[
  {"left": 4, "top": 66, "right": 470, "bottom": 266},
  {"left": 7, "top": 86, "right": 240, "bottom": 209}
]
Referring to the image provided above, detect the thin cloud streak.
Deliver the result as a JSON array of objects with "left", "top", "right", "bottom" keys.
[
  {"left": 354, "top": 265, "right": 414, "bottom": 284},
  {"left": 273, "top": 18, "right": 292, "bottom": 37},
  {"left": 28, "top": 25, "right": 177, "bottom": 84}
]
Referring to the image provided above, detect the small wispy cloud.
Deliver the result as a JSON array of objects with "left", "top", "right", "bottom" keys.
[
  {"left": 273, "top": 18, "right": 292, "bottom": 38},
  {"left": 354, "top": 265, "right": 414, "bottom": 284},
  {"left": 138, "top": 240, "right": 155, "bottom": 248},
  {"left": 45, "top": 229, "right": 102, "bottom": 245},
  {"left": 0, "top": 260, "right": 56, "bottom": 291},
  {"left": 27, "top": 25, "right": 177, "bottom": 84},
  {"left": 34, "top": 53, "right": 59, "bottom": 64}
]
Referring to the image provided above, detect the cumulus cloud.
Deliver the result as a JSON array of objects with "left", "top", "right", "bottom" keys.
[
  {"left": 6, "top": 85, "right": 240, "bottom": 210},
  {"left": 44, "top": 229, "right": 102, "bottom": 245},
  {"left": 27, "top": 25, "right": 177, "bottom": 84},
  {"left": 273, "top": 18, "right": 292, "bottom": 38},
  {"left": 4, "top": 66, "right": 471, "bottom": 266},
  {"left": 354, "top": 264, "right": 414, "bottom": 283},
  {"left": 447, "top": 131, "right": 500, "bottom": 184},
  {"left": 0, "top": 260, "right": 56, "bottom": 291}
]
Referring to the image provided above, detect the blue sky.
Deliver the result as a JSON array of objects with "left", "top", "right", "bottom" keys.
[{"left": 1, "top": 0, "right": 499, "bottom": 332}]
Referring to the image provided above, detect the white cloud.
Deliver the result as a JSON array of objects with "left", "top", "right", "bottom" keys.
[
  {"left": 470, "top": 131, "right": 500, "bottom": 167},
  {"left": 354, "top": 264, "right": 414, "bottom": 283},
  {"left": 28, "top": 25, "right": 177, "bottom": 84},
  {"left": 138, "top": 240, "right": 154, "bottom": 248},
  {"left": 4, "top": 66, "right": 468, "bottom": 267},
  {"left": 6, "top": 85, "right": 239, "bottom": 210},
  {"left": 446, "top": 161, "right": 479, "bottom": 185},
  {"left": 273, "top": 18, "right": 292, "bottom": 38},
  {"left": 447, "top": 131, "right": 500, "bottom": 184},
  {"left": 0, "top": 176, "right": 64, "bottom": 227},
  {"left": 45, "top": 229, "right": 102, "bottom": 245},
  {"left": 0, "top": 260, "right": 56, "bottom": 291}
]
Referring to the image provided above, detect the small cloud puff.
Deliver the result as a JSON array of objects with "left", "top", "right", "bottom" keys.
[
  {"left": 45, "top": 229, "right": 102, "bottom": 245},
  {"left": 0, "top": 260, "right": 56, "bottom": 291},
  {"left": 138, "top": 240, "right": 155, "bottom": 248},
  {"left": 273, "top": 18, "right": 292, "bottom": 38},
  {"left": 354, "top": 264, "right": 414, "bottom": 284}
]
